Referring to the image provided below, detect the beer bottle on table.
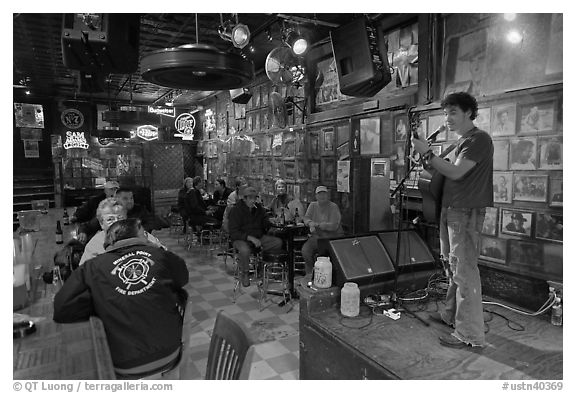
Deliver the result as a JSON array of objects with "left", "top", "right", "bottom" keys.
[
  {"left": 56, "top": 220, "right": 63, "bottom": 244},
  {"left": 62, "top": 208, "right": 69, "bottom": 225},
  {"left": 280, "top": 208, "right": 286, "bottom": 226},
  {"left": 294, "top": 208, "right": 300, "bottom": 223}
]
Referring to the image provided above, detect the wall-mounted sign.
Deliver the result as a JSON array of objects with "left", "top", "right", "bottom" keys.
[
  {"left": 63, "top": 131, "right": 89, "bottom": 149},
  {"left": 148, "top": 106, "right": 175, "bottom": 117},
  {"left": 174, "top": 113, "right": 196, "bottom": 141},
  {"left": 60, "top": 108, "right": 85, "bottom": 129},
  {"left": 136, "top": 125, "right": 159, "bottom": 141}
]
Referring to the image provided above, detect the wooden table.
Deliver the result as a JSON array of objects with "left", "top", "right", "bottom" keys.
[{"left": 14, "top": 209, "right": 116, "bottom": 380}]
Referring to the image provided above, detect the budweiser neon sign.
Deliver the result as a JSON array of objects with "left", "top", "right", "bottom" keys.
[{"left": 147, "top": 106, "right": 175, "bottom": 117}]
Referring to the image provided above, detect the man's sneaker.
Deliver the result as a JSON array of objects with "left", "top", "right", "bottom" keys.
[{"left": 241, "top": 272, "right": 250, "bottom": 287}]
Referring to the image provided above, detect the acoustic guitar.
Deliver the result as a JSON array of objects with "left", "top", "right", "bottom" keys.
[{"left": 414, "top": 133, "right": 458, "bottom": 224}]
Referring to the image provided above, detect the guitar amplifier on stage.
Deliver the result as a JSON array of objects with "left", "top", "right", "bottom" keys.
[
  {"left": 377, "top": 230, "right": 436, "bottom": 273},
  {"left": 319, "top": 235, "right": 395, "bottom": 287}
]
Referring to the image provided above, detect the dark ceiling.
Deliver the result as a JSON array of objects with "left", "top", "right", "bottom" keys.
[{"left": 13, "top": 13, "right": 364, "bottom": 108}]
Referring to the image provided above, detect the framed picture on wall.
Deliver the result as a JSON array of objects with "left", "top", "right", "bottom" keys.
[
  {"left": 538, "top": 136, "right": 562, "bottom": 170},
  {"left": 322, "top": 127, "right": 335, "bottom": 155},
  {"left": 549, "top": 177, "right": 563, "bottom": 207},
  {"left": 416, "top": 117, "right": 428, "bottom": 140},
  {"left": 493, "top": 172, "right": 513, "bottom": 203},
  {"left": 481, "top": 207, "right": 499, "bottom": 236},
  {"left": 394, "top": 115, "right": 409, "bottom": 142},
  {"left": 430, "top": 144, "right": 443, "bottom": 156},
  {"left": 295, "top": 130, "right": 306, "bottom": 157},
  {"left": 475, "top": 107, "right": 491, "bottom": 133},
  {"left": 535, "top": 213, "right": 563, "bottom": 243},
  {"left": 490, "top": 104, "right": 517, "bottom": 136},
  {"left": 311, "top": 161, "right": 320, "bottom": 181},
  {"left": 513, "top": 174, "right": 548, "bottom": 203},
  {"left": 322, "top": 158, "right": 336, "bottom": 183},
  {"left": 336, "top": 122, "right": 350, "bottom": 145},
  {"left": 360, "top": 117, "right": 380, "bottom": 155},
  {"left": 337, "top": 142, "right": 350, "bottom": 160},
  {"left": 479, "top": 236, "right": 507, "bottom": 264},
  {"left": 519, "top": 101, "right": 556, "bottom": 134},
  {"left": 510, "top": 137, "right": 538, "bottom": 170},
  {"left": 309, "top": 131, "right": 320, "bottom": 158},
  {"left": 493, "top": 140, "right": 509, "bottom": 170},
  {"left": 508, "top": 240, "right": 543, "bottom": 268},
  {"left": 501, "top": 209, "right": 533, "bottom": 237}
]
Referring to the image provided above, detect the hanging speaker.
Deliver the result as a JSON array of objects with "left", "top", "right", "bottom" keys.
[
  {"left": 319, "top": 235, "right": 395, "bottom": 287},
  {"left": 330, "top": 16, "right": 391, "bottom": 97},
  {"left": 62, "top": 13, "right": 140, "bottom": 73},
  {"left": 230, "top": 88, "right": 252, "bottom": 104}
]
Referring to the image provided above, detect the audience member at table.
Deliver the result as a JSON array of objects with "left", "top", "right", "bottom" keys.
[
  {"left": 222, "top": 176, "right": 248, "bottom": 232},
  {"left": 74, "top": 181, "right": 120, "bottom": 243},
  {"left": 207, "top": 178, "right": 232, "bottom": 221},
  {"left": 302, "top": 186, "right": 344, "bottom": 279},
  {"left": 177, "top": 177, "right": 194, "bottom": 233},
  {"left": 182, "top": 176, "right": 220, "bottom": 234},
  {"left": 267, "top": 179, "right": 305, "bottom": 223},
  {"left": 54, "top": 218, "right": 189, "bottom": 378},
  {"left": 228, "top": 186, "right": 283, "bottom": 287},
  {"left": 79, "top": 198, "right": 163, "bottom": 265}
]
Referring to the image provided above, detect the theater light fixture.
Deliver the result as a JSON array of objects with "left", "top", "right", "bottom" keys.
[
  {"left": 219, "top": 14, "right": 251, "bottom": 49},
  {"left": 284, "top": 28, "right": 308, "bottom": 56}
]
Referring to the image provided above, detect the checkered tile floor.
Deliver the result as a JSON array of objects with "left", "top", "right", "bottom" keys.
[{"left": 155, "top": 229, "right": 300, "bottom": 380}]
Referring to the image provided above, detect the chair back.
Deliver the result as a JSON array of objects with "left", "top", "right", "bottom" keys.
[{"left": 205, "top": 310, "right": 255, "bottom": 380}]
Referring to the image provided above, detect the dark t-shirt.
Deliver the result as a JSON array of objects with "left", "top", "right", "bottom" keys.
[{"left": 442, "top": 128, "right": 494, "bottom": 208}]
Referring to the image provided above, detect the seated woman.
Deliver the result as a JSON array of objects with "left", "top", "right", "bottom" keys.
[
  {"left": 301, "top": 186, "right": 344, "bottom": 279},
  {"left": 79, "top": 198, "right": 163, "bottom": 265},
  {"left": 54, "top": 218, "right": 189, "bottom": 378},
  {"left": 208, "top": 178, "right": 232, "bottom": 221},
  {"left": 267, "top": 179, "right": 305, "bottom": 223}
]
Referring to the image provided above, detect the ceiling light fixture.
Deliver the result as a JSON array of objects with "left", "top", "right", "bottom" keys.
[
  {"left": 219, "top": 14, "right": 251, "bottom": 49},
  {"left": 284, "top": 27, "right": 308, "bottom": 57}
]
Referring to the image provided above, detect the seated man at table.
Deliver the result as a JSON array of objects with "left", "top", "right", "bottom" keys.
[
  {"left": 222, "top": 176, "right": 248, "bottom": 232},
  {"left": 302, "top": 186, "right": 344, "bottom": 280},
  {"left": 267, "top": 178, "right": 305, "bottom": 223},
  {"left": 79, "top": 198, "right": 164, "bottom": 265},
  {"left": 54, "top": 218, "right": 189, "bottom": 377},
  {"left": 185, "top": 176, "right": 220, "bottom": 233},
  {"left": 207, "top": 178, "right": 232, "bottom": 221},
  {"left": 228, "top": 186, "right": 283, "bottom": 287}
]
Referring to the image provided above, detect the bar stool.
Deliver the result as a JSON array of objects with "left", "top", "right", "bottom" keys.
[
  {"left": 168, "top": 212, "right": 185, "bottom": 243},
  {"left": 293, "top": 232, "right": 309, "bottom": 277},
  {"left": 199, "top": 221, "right": 222, "bottom": 252},
  {"left": 261, "top": 250, "right": 291, "bottom": 311},
  {"left": 232, "top": 248, "right": 265, "bottom": 305}
]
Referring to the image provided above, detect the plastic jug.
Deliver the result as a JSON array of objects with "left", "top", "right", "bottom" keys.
[
  {"left": 341, "top": 282, "right": 360, "bottom": 317},
  {"left": 313, "top": 256, "right": 332, "bottom": 289}
]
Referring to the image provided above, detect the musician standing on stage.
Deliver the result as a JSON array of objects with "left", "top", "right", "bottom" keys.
[{"left": 412, "top": 92, "right": 493, "bottom": 349}]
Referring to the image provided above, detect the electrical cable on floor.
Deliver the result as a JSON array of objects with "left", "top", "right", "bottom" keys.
[
  {"left": 482, "top": 293, "right": 556, "bottom": 317},
  {"left": 483, "top": 310, "right": 525, "bottom": 332}
]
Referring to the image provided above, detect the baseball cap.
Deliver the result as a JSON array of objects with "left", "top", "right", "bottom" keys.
[
  {"left": 315, "top": 186, "right": 328, "bottom": 193},
  {"left": 240, "top": 186, "right": 257, "bottom": 197},
  {"left": 104, "top": 181, "right": 120, "bottom": 189}
]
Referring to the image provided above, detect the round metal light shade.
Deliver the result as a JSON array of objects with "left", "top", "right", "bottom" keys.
[{"left": 141, "top": 44, "right": 254, "bottom": 90}]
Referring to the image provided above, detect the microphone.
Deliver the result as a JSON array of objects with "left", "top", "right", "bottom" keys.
[{"left": 426, "top": 124, "right": 446, "bottom": 141}]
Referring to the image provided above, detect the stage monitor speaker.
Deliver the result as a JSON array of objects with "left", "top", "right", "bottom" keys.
[
  {"left": 377, "top": 230, "right": 436, "bottom": 273},
  {"left": 230, "top": 88, "right": 252, "bottom": 104},
  {"left": 330, "top": 16, "right": 391, "bottom": 97},
  {"left": 62, "top": 13, "right": 140, "bottom": 73},
  {"left": 320, "top": 235, "right": 395, "bottom": 287}
]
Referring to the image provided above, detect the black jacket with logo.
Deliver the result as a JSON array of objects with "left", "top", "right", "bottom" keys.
[{"left": 53, "top": 238, "right": 189, "bottom": 369}]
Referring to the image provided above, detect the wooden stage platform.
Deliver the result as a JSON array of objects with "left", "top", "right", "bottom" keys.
[{"left": 299, "top": 287, "right": 562, "bottom": 380}]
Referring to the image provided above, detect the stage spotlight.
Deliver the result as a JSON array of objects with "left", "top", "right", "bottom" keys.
[
  {"left": 231, "top": 23, "right": 250, "bottom": 49},
  {"left": 285, "top": 30, "right": 308, "bottom": 56}
]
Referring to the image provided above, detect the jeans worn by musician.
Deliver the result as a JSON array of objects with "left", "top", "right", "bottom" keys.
[{"left": 439, "top": 206, "right": 486, "bottom": 347}]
